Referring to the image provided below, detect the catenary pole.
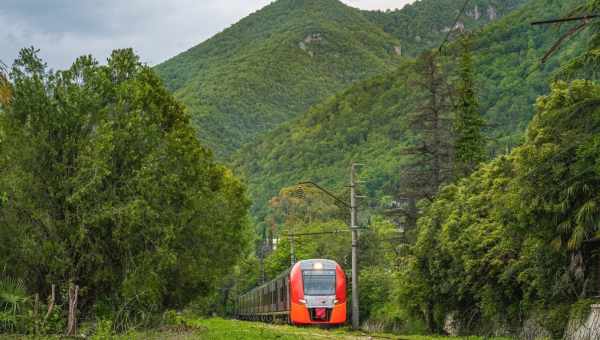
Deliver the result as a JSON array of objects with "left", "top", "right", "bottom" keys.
[
  {"left": 296, "top": 170, "right": 362, "bottom": 329},
  {"left": 290, "top": 229, "right": 296, "bottom": 266},
  {"left": 350, "top": 163, "right": 360, "bottom": 330}
]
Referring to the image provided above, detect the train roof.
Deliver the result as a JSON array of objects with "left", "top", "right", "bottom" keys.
[
  {"left": 239, "top": 259, "right": 340, "bottom": 298},
  {"left": 294, "top": 259, "right": 339, "bottom": 271}
]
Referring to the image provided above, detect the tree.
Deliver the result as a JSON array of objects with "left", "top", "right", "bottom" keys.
[
  {"left": 396, "top": 51, "right": 455, "bottom": 233},
  {"left": 399, "top": 80, "right": 600, "bottom": 336},
  {"left": 263, "top": 185, "right": 350, "bottom": 278},
  {"left": 453, "top": 35, "right": 486, "bottom": 176},
  {"left": 516, "top": 80, "right": 600, "bottom": 253},
  {"left": 0, "top": 62, "right": 10, "bottom": 106},
  {"left": 0, "top": 48, "right": 250, "bottom": 326}
]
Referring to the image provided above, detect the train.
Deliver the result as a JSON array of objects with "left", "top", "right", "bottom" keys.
[{"left": 237, "top": 259, "right": 347, "bottom": 325}]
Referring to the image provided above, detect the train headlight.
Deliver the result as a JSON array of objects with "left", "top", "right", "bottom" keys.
[
  {"left": 299, "top": 299, "right": 306, "bottom": 304},
  {"left": 313, "top": 262, "right": 323, "bottom": 270}
]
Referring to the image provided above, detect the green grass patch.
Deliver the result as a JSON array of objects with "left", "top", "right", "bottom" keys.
[
  {"left": 121, "top": 317, "right": 513, "bottom": 339},
  {"left": 0, "top": 318, "right": 515, "bottom": 339}
]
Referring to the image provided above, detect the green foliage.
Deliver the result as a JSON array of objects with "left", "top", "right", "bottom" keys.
[
  {"left": 0, "top": 48, "right": 250, "bottom": 331},
  {"left": 155, "top": 0, "right": 404, "bottom": 157},
  {"left": 0, "top": 276, "right": 28, "bottom": 332},
  {"left": 154, "top": 0, "right": 533, "bottom": 159},
  {"left": 234, "top": 0, "right": 585, "bottom": 239},
  {"left": 92, "top": 319, "right": 114, "bottom": 340},
  {"left": 399, "top": 50, "right": 454, "bottom": 217},
  {"left": 265, "top": 220, "right": 350, "bottom": 279},
  {"left": 0, "top": 63, "right": 10, "bottom": 107},
  {"left": 120, "top": 317, "right": 513, "bottom": 339},
  {"left": 516, "top": 80, "right": 600, "bottom": 251},
  {"left": 558, "top": 0, "right": 600, "bottom": 79},
  {"left": 363, "top": 0, "right": 527, "bottom": 57},
  {"left": 258, "top": 185, "right": 352, "bottom": 279},
  {"left": 401, "top": 80, "right": 600, "bottom": 335},
  {"left": 453, "top": 35, "right": 486, "bottom": 176}
]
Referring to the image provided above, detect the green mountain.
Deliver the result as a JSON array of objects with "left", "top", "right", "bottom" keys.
[
  {"left": 234, "top": 0, "right": 586, "bottom": 222},
  {"left": 155, "top": 0, "right": 521, "bottom": 157},
  {"left": 155, "top": 0, "right": 404, "bottom": 157},
  {"left": 363, "top": 0, "right": 527, "bottom": 57}
]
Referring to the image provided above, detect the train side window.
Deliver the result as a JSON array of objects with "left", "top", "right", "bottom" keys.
[
  {"left": 279, "top": 280, "right": 282, "bottom": 303},
  {"left": 280, "top": 282, "right": 284, "bottom": 303}
]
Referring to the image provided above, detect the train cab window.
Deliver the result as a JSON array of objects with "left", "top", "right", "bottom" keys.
[{"left": 303, "top": 270, "right": 336, "bottom": 296}]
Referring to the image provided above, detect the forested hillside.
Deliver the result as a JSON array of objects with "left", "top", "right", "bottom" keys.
[
  {"left": 363, "top": 0, "right": 527, "bottom": 57},
  {"left": 155, "top": 0, "right": 404, "bottom": 157},
  {"left": 234, "top": 0, "right": 585, "bottom": 224},
  {"left": 155, "top": 0, "right": 523, "bottom": 158}
]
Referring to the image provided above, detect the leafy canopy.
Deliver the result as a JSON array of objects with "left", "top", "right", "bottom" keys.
[{"left": 0, "top": 48, "right": 251, "bottom": 323}]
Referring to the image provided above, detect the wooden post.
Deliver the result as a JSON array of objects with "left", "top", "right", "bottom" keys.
[
  {"left": 33, "top": 293, "right": 39, "bottom": 319},
  {"left": 66, "top": 284, "right": 79, "bottom": 336},
  {"left": 44, "top": 284, "right": 55, "bottom": 322},
  {"left": 33, "top": 293, "right": 39, "bottom": 333}
]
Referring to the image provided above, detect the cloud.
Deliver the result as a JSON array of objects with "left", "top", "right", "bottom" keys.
[{"left": 0, "top": 0, "right": 414, "bottom": 70}]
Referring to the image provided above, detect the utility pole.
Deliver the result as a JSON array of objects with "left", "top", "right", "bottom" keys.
[
  {"left": 259, "top": 240, "right": 266, "bottom": 284},
  {"left": 350, "top": 163, "right": 361, "bottom": 330},
  {"left": 296, "top": 163, "right": 364, "bottom": 330},
  {"left": 290, "top": 229, "right": 296, "bottom": 266}
]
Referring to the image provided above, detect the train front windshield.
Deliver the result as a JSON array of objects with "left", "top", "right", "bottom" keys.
[{"left": 303, "top": 270, "right": 336, "bottom": 295}]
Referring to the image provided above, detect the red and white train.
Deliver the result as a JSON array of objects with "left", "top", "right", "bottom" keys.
[{"left": 237, "top": 259, "right": 347, "bottom": 325}]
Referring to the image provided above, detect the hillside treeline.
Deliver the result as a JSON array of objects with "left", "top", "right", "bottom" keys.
[{"left": 0, "top": 49, "right": 251, "bottom": 334}]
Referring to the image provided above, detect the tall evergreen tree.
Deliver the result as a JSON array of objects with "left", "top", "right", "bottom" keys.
[
  {"left": 453, "top": 35, "right": 486, "bottom": 177},
  {"left": 396, "top": 51, "right": 454, "bottom": 232}
]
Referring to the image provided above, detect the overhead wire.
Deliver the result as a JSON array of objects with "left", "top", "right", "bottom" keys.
[{"left": 438, "top": 0, "right": 471, "bottom": 54}]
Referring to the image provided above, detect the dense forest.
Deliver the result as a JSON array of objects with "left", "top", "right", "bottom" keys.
[
  {"left": 155, "top": 0, "right": 403, "bottom": 157},
  {"left": 0, "top": 49, "right": 251, "bottom": 334},
  {"left": 2, "top": 0, "right": 600, "bottom": 338},
  {"left": 364, "top": 0, "right": 527, "bottom": 57},
  {"left": 154, "top": 0, "right": 519, "bottom": 158},
  {"left": 234, "top": 0, "right": 584, "bottom": 235}
]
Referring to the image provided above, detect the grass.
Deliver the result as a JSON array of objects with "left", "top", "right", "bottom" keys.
[
  {"left": 115, "top": 318, "right": 513, "bottom": 340},
  {"left": 0, "top": 318, "right": 515, "bottom": 339}
]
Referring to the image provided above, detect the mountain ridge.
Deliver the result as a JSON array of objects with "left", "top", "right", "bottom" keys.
[
  {"left": 232, "top": 0, "right": 585, "bottom": 224},
  {"left": 363, "top": 0, "right": 527, "bottom": 57},
  {"left": 155, "top": 0, "right": 521, "bottom": 157},
  {"left": 155, "top": 0, "right": 404, "bottom": 156}
]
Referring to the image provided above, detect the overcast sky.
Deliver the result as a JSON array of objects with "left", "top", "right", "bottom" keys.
[{"left": 0, "top": 0, "right": 415, "bottom": 70}]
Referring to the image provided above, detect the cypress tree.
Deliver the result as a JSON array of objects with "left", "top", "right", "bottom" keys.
[
  {"left": 396, "top": 51, "right": 455, "bottom": 237},
  {"left": 454, "top": 35, "right": 486, "bottom": 177}
]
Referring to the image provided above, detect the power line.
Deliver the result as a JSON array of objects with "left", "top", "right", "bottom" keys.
[
  {"left": 297, "top": 181, "right": 350, "bottom": 209},
  {"left": 530, "top": 13, "right": 599, "bottom": 65},
  {"left": 531, "top": 14, "right": 600, "bottom": 26},
  {"left": 438, "top": 0, "right": 471, "bottom": 53},
  {"left": 287, "top": 230, "right": 351, "bottom": 237}
]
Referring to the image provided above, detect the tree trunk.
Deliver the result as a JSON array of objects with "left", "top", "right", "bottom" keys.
[
  {"left": 426, "top": 301, "right": 437, "bottom": 333},
  {"left": 66, "top": 284, "right": 79, "bottom": 336},
  {"left": 44, "top": 284, "right": 55, "bottom": 322}
]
